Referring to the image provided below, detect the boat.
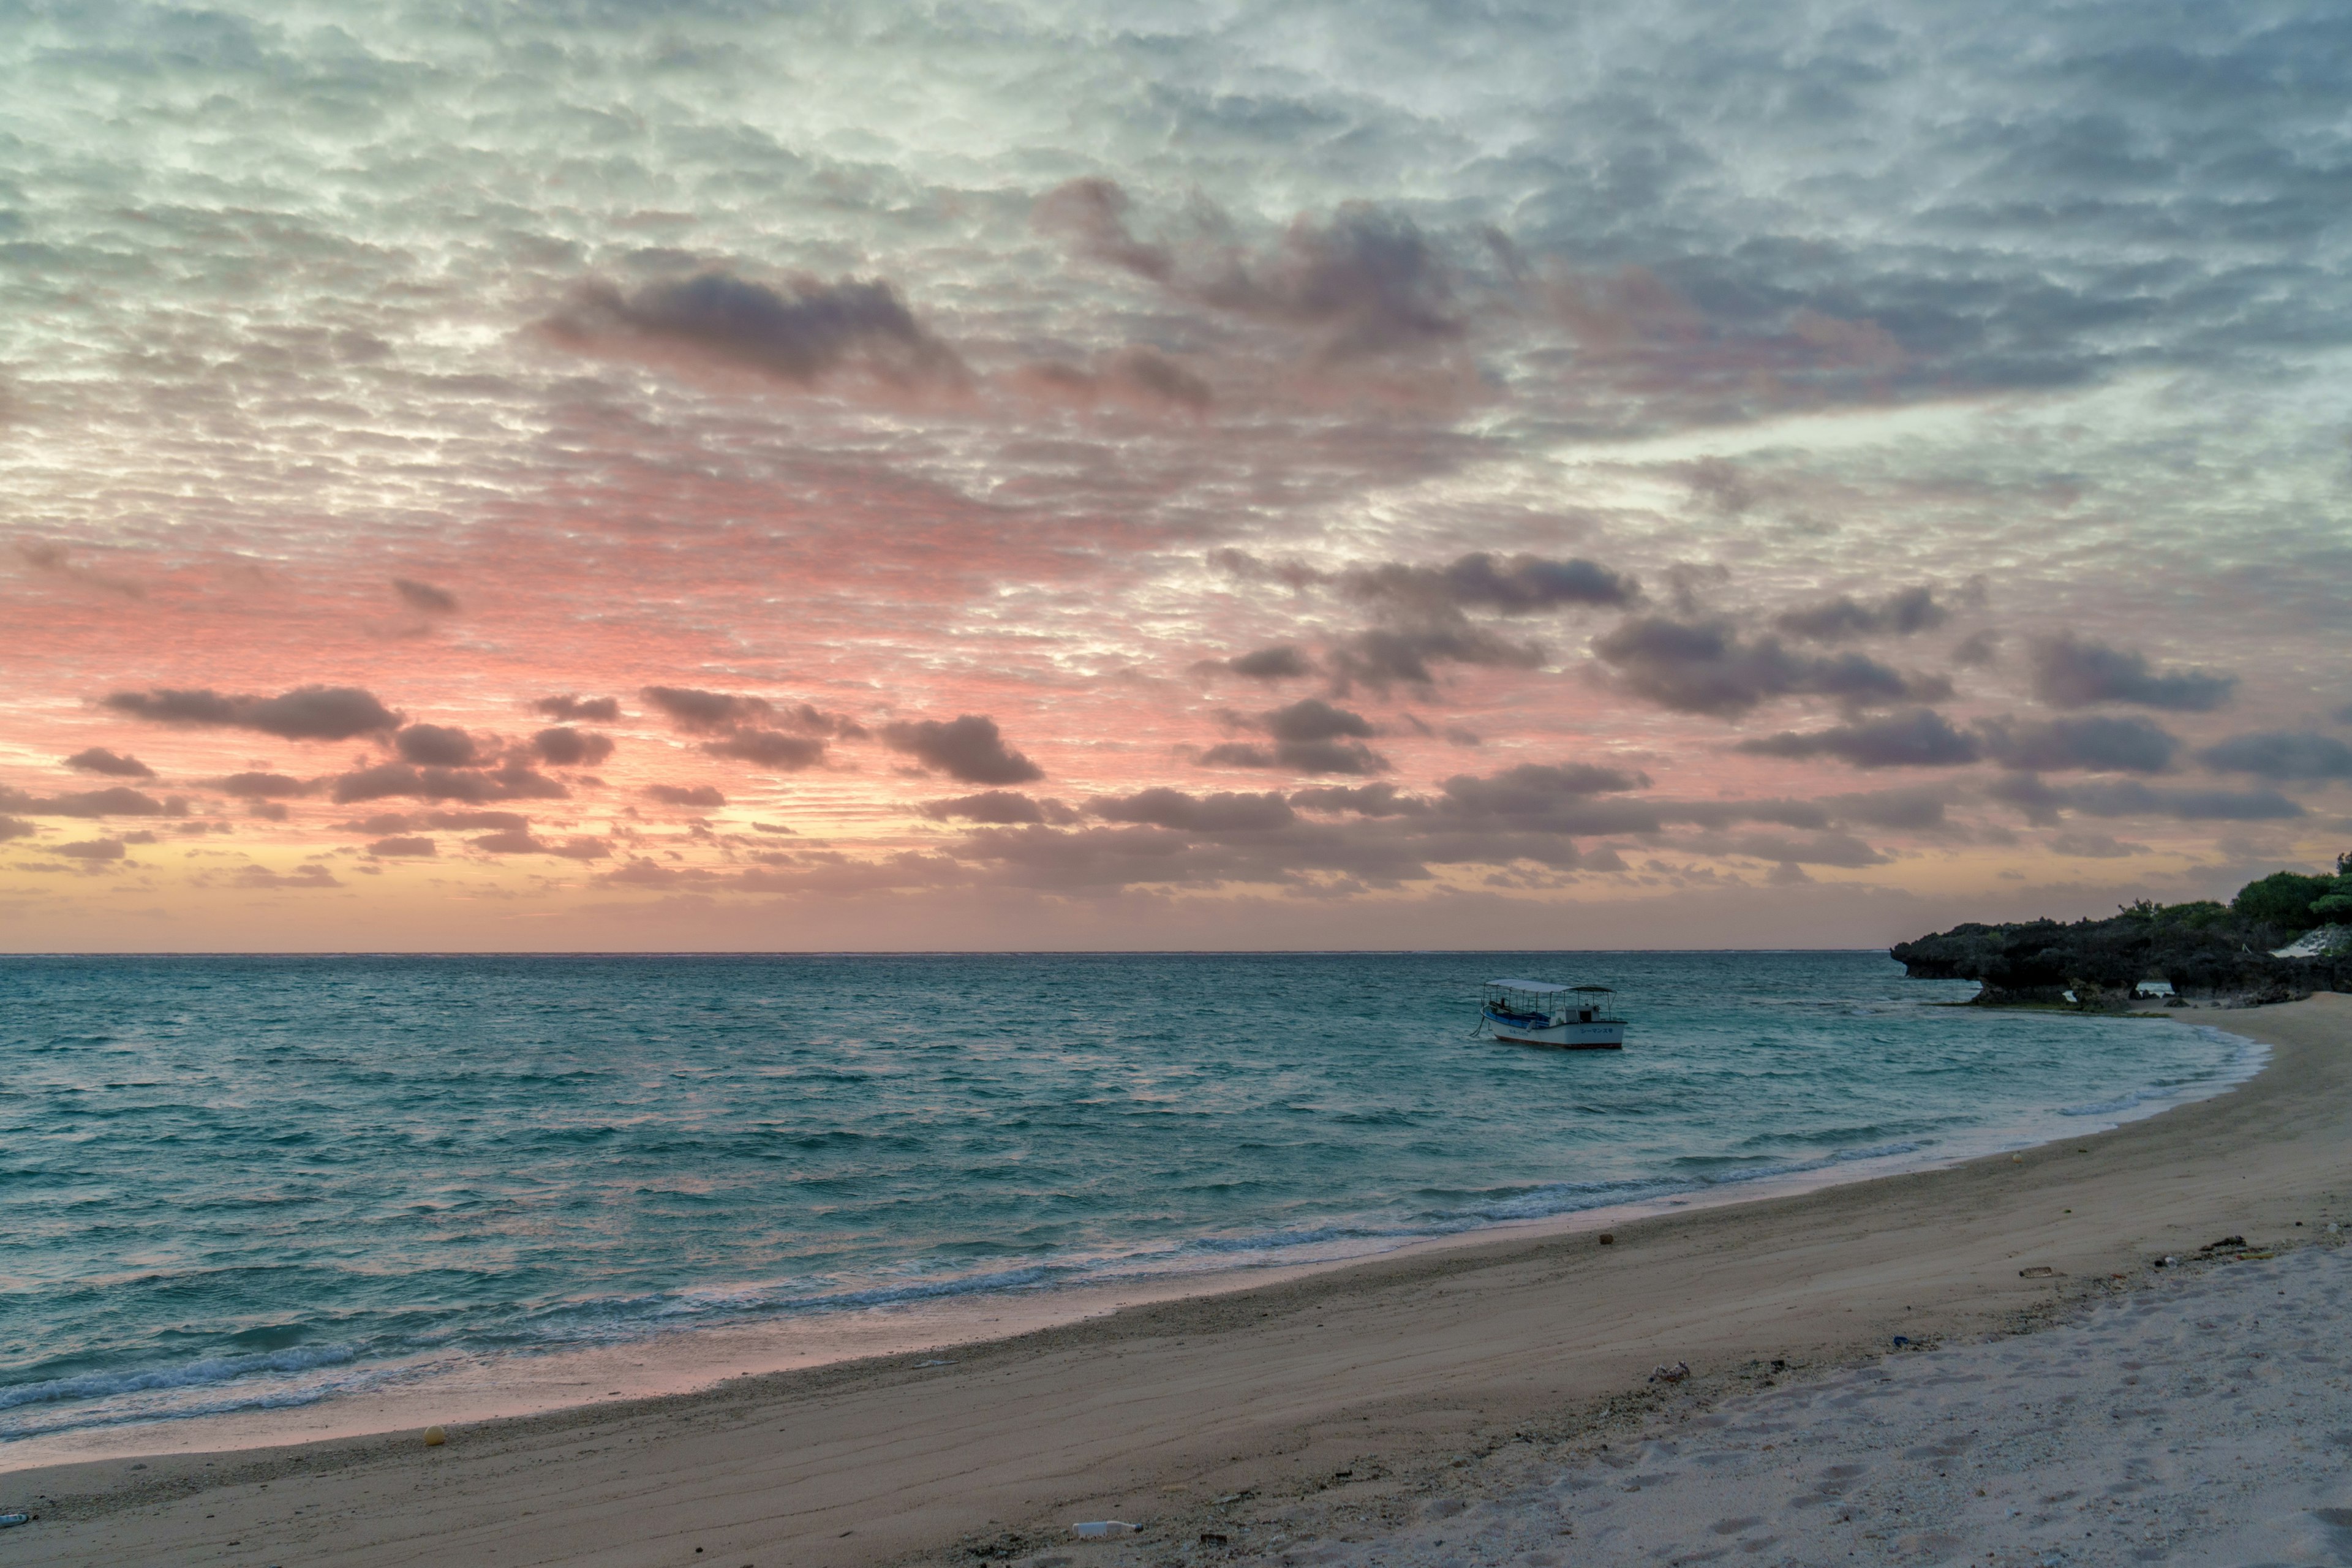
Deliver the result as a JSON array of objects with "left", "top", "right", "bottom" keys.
[{"left": 1479, "top": 978, "right": 1626, "bottom": 1049}]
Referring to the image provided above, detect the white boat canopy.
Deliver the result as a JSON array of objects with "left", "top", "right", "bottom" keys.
[{"left": 1488, "top": 978, "right": 1574, "bottom": 993}]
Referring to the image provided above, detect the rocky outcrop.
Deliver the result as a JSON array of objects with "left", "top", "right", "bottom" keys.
[{"left": 1891, "top": 911, "right": 2351, "bottom": 1008}]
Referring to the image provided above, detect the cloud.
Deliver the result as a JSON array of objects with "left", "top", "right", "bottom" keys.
[
  {"left": 394, "top": 723, "right": 481, "bottom": 767},
  {"left": 1325, "top": 624, "right": 1544, "bottom": 692},
  {"left": 643, "top": 686, "right": 772, "bottom": 733},
  {"left": 1738, "top": 709, "right": 1985, "bottom": 768},
  {"left": 548, "top": 269, "right": 964, "bottom": 388},
  {"left": 1593, "top": 617, "right": 1948, "bottom": 717},
  {"left": 328, "top": 763, "right": 568, "bottom": 804},
  {"left": 1090, "top": 788, "right": 1296, "bottom": 832},
  {"left": 2196, "top": 731, "right": 2352, "bottom": 782},
  {"left": 0, "top": 816, "right": 34, "bottom": 841},
  {"left": 534, "top": 695, "right": 621, "bottom": 723},
  {"left": 218, "top": 772, "right": 309, "bottom": 798},
  {"left": 1212, "top": 550, "right": 1631, "bottom": 691},
  {"left": 644, "top": 783, "right": 726, "bottom": 807},
  {"left": 1340, "top": 554, "right": 1640, "bottom": 615},
  {"left": 1951, "top": 630, "right": 2001, "bottom": 667},
  {"left": 342, "top": 809, "right": 530, "bottom": 834},
  {"left": 881, "top": 714, "right": 1043, "bottom": 784},
  {"left": 392, "top": 578, "right": 458, "bottom": 614},
  {"left": 1289, "top": 782, "right": 1427, "bottom": 818},
  {"left": 1979, "top": 715, "right": 2179, "bottom": 773},
  {"left": 1039, "top": 184, "right": 1460, "bottom": 360},
  {"left": 13, "top": 538, "right": 143, "bottom": 598},
  {"left": 532, "top": 727, "right": 616, "bottom": 767},
  {"left": 701, "top": 729, "right": 828, "bottom": 770},
  {"left": 1204, "top": 698, "right": 1390, "bottom": 775},
  {"left": 63, "top": 747, "right": 153, "bottom": 777},
  {"left": 917, "top": 791, "right": 1074, "bottom": 825},
  {"left": 233, "top": 864, "right": 340, "bottom": 889},
  {"left": 1033, "top": 177, "right": 1173, "bottom": 281},
  {"left": 1773, "top": 586, "right": 1948, "bottom": 642},
  {"left": 2026, "top": 633, "right": 2236, "bottom": 711},
  {"left": 1987, "top": 773, "right": 2304, "bottom": 824},
  {"left": 1434, "top": 763, "right": 1652, "bottom": 818},
  {"left": 50, "top": 837, "right": 126, "bottom": 861},
  {"left": 367, "top": 835, "right": 437, "bottom": 858},
  {"left": 1224, "top": 646, "right": 1315, "bottom": 681},
  {"left": 1021, "top": 347, "right": 1212, "bottom": 411},
  {"left": 0, "top": 784, "right": 168, "bottom": 818},
  {"left": 2048, "top": 831, "right": 2149, "bottom": 859},
  {"left": 471, "top": 831, "right": 608, "bottom": 859},
  {"left": 103, "top": 685, "right": 399, "bottom": 741}
]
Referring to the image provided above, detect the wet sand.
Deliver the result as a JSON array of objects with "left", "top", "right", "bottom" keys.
[{"left": 4, "top": 994, "right": 2344, "bottom": 1567}]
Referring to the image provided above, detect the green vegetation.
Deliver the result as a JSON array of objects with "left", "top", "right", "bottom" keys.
[{"left": 1893, "top": 852, "right": 2352, "bottom": 1006}]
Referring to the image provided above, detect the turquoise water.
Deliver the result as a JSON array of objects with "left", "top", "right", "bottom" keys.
[{"left": 0, "top": 952, "right": 2254, "bottom": 1444}]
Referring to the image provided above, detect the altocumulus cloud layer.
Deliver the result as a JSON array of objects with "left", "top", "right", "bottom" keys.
[{"left": 1, "top": 0, "right": 2348, "bottom": 949}]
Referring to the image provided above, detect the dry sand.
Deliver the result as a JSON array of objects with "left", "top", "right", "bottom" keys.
[{"left": 4, "top": 994, "right": 2346, "bottom": 1567}]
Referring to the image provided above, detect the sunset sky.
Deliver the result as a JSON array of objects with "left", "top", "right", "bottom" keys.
[{"left": 3, "top": 0, "right": 2348, "bottom": 951}]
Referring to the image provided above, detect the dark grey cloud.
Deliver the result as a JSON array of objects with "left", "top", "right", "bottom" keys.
[
  {"left": 343, "top": 809, "right": 533, "bottom": 835},
  {"left": 532, "top": 727, "right": 616, "bottom": 767},
  {"left": 1327, "top": 624, "right": 1545, "bottom": 692},
  {"left": 1023, "top": 347, "right": 1212, "bottom": 410},
  {"left": 643, "top": 686, "right": 772, "bottom": 733},
  {"left": 534, "top": 695, "right": 622, "bottom": 723},
  {"left": 2027, "top": 633, "right": 2236, "bottom": 711},
  {"left": 51, "top": 837, "right": 127, "bottom": 861},
  {"left": 0, "top": 784, "right": 169, "bottom": 818},
  {"left": 219, "top": 772, "right": 308, "bottom": 798},
  {"left": 471, "top": 830, "right": 608, "bottom": 859},
  {"left": 328, "top": 763, "right": 568, "bottom": 805},
  {"left": 1773, "top": 586, "right": 1948, "bottom": 643},
  {"left": 392, "top": 578, "right": 457, "bottom": 614},
  {"left": 1340, "top": 554, "right": 1641, "bottom": 615},
  {"left": 549, "top": 270, "right": 964, "bottom": 387},
  {"left": 1951, "top": 630, "right": 2001, "bottom": 668},
  {"left": 1090, "top": 788, "right": 1296, "bottom": 833},
  {"left": 1594, "top": 617, "right": 1949, "bottom": 717},
  {"left": 1738, "top": 709, "right": 1984, "bottom": 768},
  {"left": 1434, "top": 763, "right": 1652, "bottom": 820},
  {"left": 1980, "top": 715, "right": 2179, "bottom": 773},
  {"left": 702, "top": 729, "right": 828, "bottom": 770},
  {"left": 917, "top": 791, "right": 1076, "bottom": 825},
  {"left": 64, "top": 747, "right": 153, "bottom": 778},
  {"left": 881, "top": 714, "right": 1043, "bottom": 785},
  {"left": 394, "top": 723, "right": 481, "bottom": 767},
  {"left": 1224, "top": 645, "right": 1315, "bottom": 680},
  {"left": 1289, "top": 782, "right": 1427, "bottom": 818},
  {"left": 1204, "top": 698, "right": 1390, "bottom": 775},
  {"left": 1988, "top": 773, "right": 2304, "bottom": 824},
  {"left": 1043, "top": 183, "right": 1461, "bottom": 360},
  {"left": 103, "top": 684, "right": 398, "bottom": 741},
  {"left": 367, "top": 835, "right": 437, "bottom": 858},
  {"left": 0, "top": 815, "right": 36, "bottom": 841},
  {"left": 644, "top": 783, "right": 726, "bottom": 807},
  {"left": 1820, "top": 787, "right": 1953, "bottom": 832},
  {"left": 2196, "top": 731, "right": 2352, "bottom": 782}
]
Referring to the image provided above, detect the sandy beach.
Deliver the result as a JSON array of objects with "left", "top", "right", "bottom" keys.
[{"left": 4, "top": 993, "right": 2345, "bottom": 1567}]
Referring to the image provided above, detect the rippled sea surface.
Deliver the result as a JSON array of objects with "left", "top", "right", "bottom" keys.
[{"left": 0, "top": 951, "right": 2256, "bottom": 1444}]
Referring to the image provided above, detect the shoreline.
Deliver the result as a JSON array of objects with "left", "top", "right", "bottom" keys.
[
  {"left": 4, "top": 994, "right": 2342, "bottom": 1567},
  {"left": 0, "top": 1006, "right": 2264, "bottom": 1470}
]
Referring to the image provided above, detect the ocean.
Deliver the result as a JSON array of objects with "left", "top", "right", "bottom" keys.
[{"left": 0, "top": 951, "right": 2258, "bottom": 1448}]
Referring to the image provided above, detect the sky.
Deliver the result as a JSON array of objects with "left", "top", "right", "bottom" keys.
[{"left": 2, "top": 0, "right": 2349, "bottom": 951}]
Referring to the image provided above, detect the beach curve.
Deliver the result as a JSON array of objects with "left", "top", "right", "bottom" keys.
[{"left": 3, "top": 992, "right": 2345, "bottom": 1566}]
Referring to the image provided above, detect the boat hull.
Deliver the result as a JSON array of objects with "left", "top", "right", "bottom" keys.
[{"left": 1483, "top": 1011, "right": 1625, "bottom": 1049}]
